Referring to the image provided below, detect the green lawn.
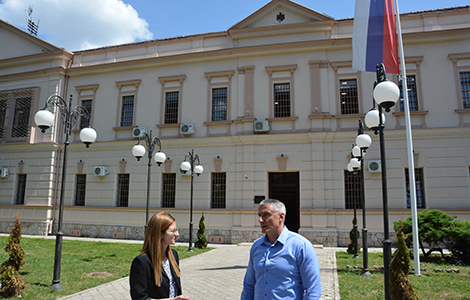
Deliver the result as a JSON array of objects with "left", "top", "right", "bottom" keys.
[
  {"left": 0, "top": 236, "right": 212, "bottom": 300},
  {"left": 337, "top": 251, "right": 470, "bottom": 300}
]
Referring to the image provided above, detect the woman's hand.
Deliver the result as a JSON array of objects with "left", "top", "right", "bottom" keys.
[{"left": 173, "top": 296, "right": 190, "bottom": 300}]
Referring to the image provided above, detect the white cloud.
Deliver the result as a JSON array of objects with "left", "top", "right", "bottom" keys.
[{"left": 0, "top": 0, "right": 153, "bottom": 51}]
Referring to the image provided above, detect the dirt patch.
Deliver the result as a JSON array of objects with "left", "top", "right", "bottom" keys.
[{"left": 84, "top": 272, "right": 113, "bottom": 278}]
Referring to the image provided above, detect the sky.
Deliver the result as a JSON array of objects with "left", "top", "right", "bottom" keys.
[{"left": 0, "top": 0, "right": 469, "bottom": 51}]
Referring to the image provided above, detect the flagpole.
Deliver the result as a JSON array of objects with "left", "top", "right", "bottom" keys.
[{"left": 394, "top": 0, "right": 421, "bottom": 276}]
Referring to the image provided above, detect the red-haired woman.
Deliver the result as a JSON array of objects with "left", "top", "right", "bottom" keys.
[{"left": 130, "top": 212, "right": 189, "bottom": 300}]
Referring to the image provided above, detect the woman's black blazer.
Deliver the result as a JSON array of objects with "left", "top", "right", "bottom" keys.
[{"left": 130, "top": 249, "right": 182, "bottom": 300}]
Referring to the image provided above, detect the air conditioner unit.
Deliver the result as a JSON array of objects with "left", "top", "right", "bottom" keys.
[
  {"left": 132, "top": 127, "right": 147, "bottom": 139},
  {"left": 93, "top": 166, "right": 109, "bottom": 177},
  {"left": 368, "top": 160, "right": 382, "bottom": 173},
  {"left": 254, "top": 120, "right": 270, "bottom": 132},
  {"left": 178, "top": 164, "right": 192, "bottom": 176},
  {"left": 0, "top": 168, "right": 9, "bottom": 178},
  {"left": 180, "top": 123, "right": 194, "bottom": 135}
]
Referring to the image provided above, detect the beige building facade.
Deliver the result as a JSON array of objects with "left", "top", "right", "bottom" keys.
[{"left": 1, "top": 0, "right": 470, "bottom": 246}]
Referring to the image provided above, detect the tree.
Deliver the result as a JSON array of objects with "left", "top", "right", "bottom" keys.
[
  {"left": 445, "top": 219, "right": 470, "bottom": 263},
  {"left": 194, "top": 213, "right": 208, "bottom": 249},
  {"left": 0, "top": 212, "right": 26, "bottom": 298}
]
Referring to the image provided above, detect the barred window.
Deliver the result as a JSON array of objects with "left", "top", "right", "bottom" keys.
[
  {"left": 344, "top": 170, "right": 362, "bottom": 209},
  {"left": 117, "top": 174, "right": 130, "bottom": 207},
  {"left": 120, "top": 95, "right": 134, "bottom": 127},
  {"left": 211, "top": 172, "right": 226, "bottom": 209},
  {"left": 162, "top": 173, "right": 176, "bottom": 208},
  {"left": 0, "top": 89, "right": 34, "bottom": 142},
  {"left": 340, "top": 79, "right": 359, "bottom": 114},
  {"left": 460, "top": 71, "right": 470, "bottom": 109},
  {"left": 79, "top": 100, "right": 92, "bottom": 129},
  {"left": 74, "top": 174, "right": 87, "bottom": 206},
  {"left": 399, "top": 75, "right": 418, "bottom": 112},
  {"left": 212, "top": 88, "right": 227, "bottom": 121},
  {"left": 0, "top": 95, "right": 6, "bottom": 140},
  {"left": 405, "top": 168, "right": 425, "bottom": 209},
  {"left": 16, "top": 174, "right": 27, "bottom": 205},
  {"left": 164, "top": 92, "right": 179, "bottom": 124},
  {"left": 274, "top": 83, "right": 291, "bottom": 118}
]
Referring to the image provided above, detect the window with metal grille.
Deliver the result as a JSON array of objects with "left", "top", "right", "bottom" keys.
[
  {"left": 11, "top": 96, "right": 32, "bottom": 138},
  {"left": 79, "top": 100, "right": 92, "bottom": 129},
  {"left": 0, "top": 89, "right": 34, "bottom": 142},
  {"left": 399, "top": 75, "right": 418, "bottom": 111},
  {"left": 274, "top": 83, "right": 291, "bottom": 118},
  {"left": 460, "top": 71, "right": 470, "bottom": 109},
  {"left": 344, "top": 170, "right": 363, "bottom": 209},
  {"left": 405, "top": 168, "right": 425, "bottom": 209},
  {"left": 212, "top": 87, "right": 227, "bottom": 121},
  {"left": 211, "top": 172, "right": 226, "bottom": 209},
  {"left": 164, "top": 91, "right": 179, "bottom": 124},
  {"left": 16, "top": 174, "right": 27, "bottom": 205},
  {"left": 117, "top": 174, "right": 130, "bottom": 207},
  {"left": 120, "top": 95, "right": 134, "bottom": 127},
  {"left": 0, "top": 95, "right": 6, "bottom": 140},
  {"left": 162, "top": 173, "right": 176, "bottom": 208},
  {"left": 74, "top": 174, "right": 87, "bottom": 206},
  {"left": 340, "top": 79, "right": 359, "bottom": 114}
]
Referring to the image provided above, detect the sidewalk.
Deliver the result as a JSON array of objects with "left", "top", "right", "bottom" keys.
[{"left": 58, "top": 243, "right": 341, "bottom": 300}]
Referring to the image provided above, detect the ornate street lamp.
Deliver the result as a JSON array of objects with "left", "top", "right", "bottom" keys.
[
  {"left": 34, "top": 94, "right": 97, "bottom": 290},
  {"left": 132, "top": 130, "right": 166, "bottom": 232},
  {"left": 364, "top": 63, "right": 400, "bottom": 300},
  {"left": 349, "top": 156, "right": 360, "bottom": 260},
  {"left": 180, "top": 149, "right": 203, "bottom": 252}
]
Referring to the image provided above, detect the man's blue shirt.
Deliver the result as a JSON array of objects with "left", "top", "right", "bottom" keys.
[{"left": 241, "top": 227, "right": 321, "bottom": 300}]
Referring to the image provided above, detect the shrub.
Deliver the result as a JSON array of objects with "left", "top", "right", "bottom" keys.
[
  {"left": 445, "top": 219, "right": 470, "bottom": 263},
  {"left": 390, "top": 222, "right": 419, "bottom": 300},
  {"left": 194, "top": 213, "right": 207, "bottom": 249},
  {"left": 347, "top": 217, "right": 361, "bottom": 254}
]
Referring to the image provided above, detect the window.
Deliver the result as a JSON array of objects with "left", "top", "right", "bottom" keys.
[
  {"left": 344, "top": 170, "right": 362, "bottom": 209},
  {"left": 399, "top": 75, "right": 418, "bottom": 112},
  {"left": 274, "top": 83, "right": 291, "bottom": 118},
  {"left": 405, "top": 168, "right": 425, "bottom": 209},
  {"left": 211, "top": 87, "right": 227, "bottom": 121},
  {"left": 162, "top": 173, "right": 176, "bottom": 208},
  {"left": 164, "top": 92, "right": 179, "bottom": 124},
  {"left": 0, "top": 89, "right": 35, "bottom": 142},
  {"left": 120, "top": 95, "right": 134, "bottom": 127},
  {"left": 0, "top": 95, "right": 6, "bottom": 140},
  {"left": 460, "top": 71, "right": 470, "bottom": 109},
  {"left": 211, "top": 172, "right": 226, "bottom": 209},
  {"left": 340, "top": 79, "right": 359, "bottom": 114},
  {"left": 16, "top": 174, "right": 27, "bottom": 205},
  {"left": 79, "top": 100, "right": 92, "bottom": 129},
  {"left": 74, "top": 174, "right": 87, "bottom": 206},
  {"left": 117, "top": 174, "right": 130, "bottom": 207}
]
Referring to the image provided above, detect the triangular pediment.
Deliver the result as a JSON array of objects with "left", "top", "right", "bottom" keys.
[
  {"left": 229, "top": 0, "right": 334, "bottom": 31},
  {"left": 0, "top": 19, "right": 62, "bottom": 61}
]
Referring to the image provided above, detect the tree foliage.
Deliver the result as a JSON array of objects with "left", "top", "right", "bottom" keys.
[
  {"left": 445, "top": 219, "right": 470, "bottom": 263},
  {"left": 194, "top": 213, "right": 208, "bottom": 249}
]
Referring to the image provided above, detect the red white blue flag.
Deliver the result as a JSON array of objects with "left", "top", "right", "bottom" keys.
[{"left": 352, "top": 0, "right": 399, "bottom": 74}]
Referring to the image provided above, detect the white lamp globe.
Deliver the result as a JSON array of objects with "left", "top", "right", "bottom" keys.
[
  {"left": 356, "top": 134, "right": 372, "bottom": 150},
  {"left": 34, "top": 109, "right": 54, "bottom": 132},
  {"left": 373, "top": 80, "right": 400, "bottom": 111},
  {"left": 352, "top": 145, "right": 361, "bottom": 158},
  {"left": 132, "top": 144, "right": 146, "bottom": 161},
  {"left": 364, "top": 109, "right": 386, "bottom": 129},
  {"left": 194, "top": 164, "right": 204, "bottom": 176},
  {"left": 154, "top": 151, "right": 166, "bottom": 166},
  {"left": 180, "top": 161, "right": 191, "bottom": 172},
  {"left": 350, "top": 157, "right": 361, "bottom": 169},
  {"left": 347, "top": 163, "right": 353, "bottom": 172},
  {"left": 79, "top": 127, "right": 97, "bottom": 148}
]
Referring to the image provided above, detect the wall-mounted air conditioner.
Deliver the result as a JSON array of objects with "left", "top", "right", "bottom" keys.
[
  {"left": 180, "top": 123, "right": 194, "bottom": 135},
  {"left": 0, "top": 168, "right": 9, "bottom": 178},
  {"left": 254, "top": 120, "right": 270, "bottom": 133},
  {"left": 93, "top": 166, "right": 109, "bottom": 177},
  {"left": 178, "top": 164, "right": 192, "bottom": 176},
  {"left": 368, "top": 160, "right": 382, "bottom": 173},
  {"left": 132, "top": 127, "right": 147, "bottom": 139}
]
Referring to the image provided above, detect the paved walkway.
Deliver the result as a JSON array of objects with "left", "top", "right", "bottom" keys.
[{"left": 58, "top": 242, "right": 341, "bottom": 300}]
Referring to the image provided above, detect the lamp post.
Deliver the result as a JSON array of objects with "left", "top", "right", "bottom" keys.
[
  {"left": 348, "top": 157, "right": 360, "bottom": 260},
  {"left": 34, "top": 94, "right": 97, "bottom": 290},
  {"left": 180, "top": 149, "right": 203, "bottom": 252},
  {"left": 355, "top": 120, "right": 372, "bottom": 277},
  {"left": 132, "top": 130, "right": 166, "bottom": 232},
  {"left": 364, "top": 63, "right": 400, "bottom": 300}
]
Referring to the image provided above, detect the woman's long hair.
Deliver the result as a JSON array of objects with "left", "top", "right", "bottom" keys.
[{"left": 140, "top": 212, "right": 180, "bottom": 286}]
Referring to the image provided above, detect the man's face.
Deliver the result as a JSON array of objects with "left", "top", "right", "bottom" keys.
[{"left": 258, "top": 204, "right": 284, "bottom": 235}]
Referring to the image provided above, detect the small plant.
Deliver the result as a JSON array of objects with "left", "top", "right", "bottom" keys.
[
  {"left": 347, "top": 217, "right": 361, "bottom": 254},
  {"left": 0, "top": 212, "right": 26, "bottom": 298},
  {"left": 194, "top": 213, "right": 208, "bottom": 249},
  {"left": 390, "top": 221, "right": 419, "bottom": 300}
]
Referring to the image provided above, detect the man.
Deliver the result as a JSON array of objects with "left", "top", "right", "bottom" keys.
[{"left": 241, "top": 199, "right": 321, "bottom": 300}]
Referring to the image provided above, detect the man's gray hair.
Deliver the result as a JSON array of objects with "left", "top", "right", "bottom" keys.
[{"left": 259, "top": 199, "right": 286, "bottom": 216}]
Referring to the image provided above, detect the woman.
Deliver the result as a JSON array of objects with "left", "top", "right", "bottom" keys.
[{"left": 130, "top": 212, "right": 190, "bottom": 300}]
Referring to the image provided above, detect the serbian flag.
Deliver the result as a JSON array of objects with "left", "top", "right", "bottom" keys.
[{"left": 352, "top": 0, "right": 399, "bottom": 74}]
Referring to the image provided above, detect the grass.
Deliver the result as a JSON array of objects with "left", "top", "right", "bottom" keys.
[
  {"left": 0, "top": 236, "right": 212, "bottom": 300},
  {"left": 337, "top": 250, "right": 470, "bottom": 300}
]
